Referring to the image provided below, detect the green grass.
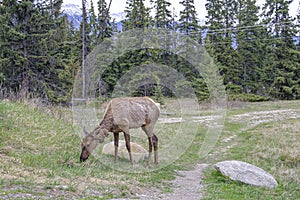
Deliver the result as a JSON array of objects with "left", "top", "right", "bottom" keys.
[
  {"left": 0, "top": 99, "right": 207, "bottom": 198},
  {"left": 0, "top": 99, "right": 299, "bottom": 199}
]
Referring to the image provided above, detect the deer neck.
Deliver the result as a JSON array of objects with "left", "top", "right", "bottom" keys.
[
  {"left": 99, "top": 105, "right": 114, "bottom": 131},
  {"left": 99, "top": 117, "right": 111, "bottom": 131}
]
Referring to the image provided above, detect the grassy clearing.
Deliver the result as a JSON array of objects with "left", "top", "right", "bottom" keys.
[
  {"left": 0, "top": 99, "right": 206, "bottom": 199},
  {"left": 203, "top": 102, "right": 300, "bottom": 200},
  {"left": 0, "top": 99, "right": 299, "bottom": 199}
]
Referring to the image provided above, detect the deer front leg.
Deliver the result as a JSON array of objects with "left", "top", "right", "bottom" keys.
[
  {"left": 124, "top": 132, "right": 133, "bottom": 164},
  {"left": 113, "top": 132, "right": 119, "bottom": 163}
]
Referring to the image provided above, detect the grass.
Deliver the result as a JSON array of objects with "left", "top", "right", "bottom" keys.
[
  {"left": 203, "top": 102, "right": 300, "bottom": 200},
  {"left": 0, "top": 99, "right": 299, "bottom": 199},
  {"left": 0, "top": 99, "right": 207, "bottom": 198}
]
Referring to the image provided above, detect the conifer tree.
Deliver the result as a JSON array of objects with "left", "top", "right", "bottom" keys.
[
  {"left": 150, "top": 0, "right": 172, "bottom": 29},
  {"left": 176, "top": 1, "right": 210, "bottom": 99},
  {"left": 123, "top": 0, "right": 150, "bottom": 30},
  {"left": 0, "top": 0, "right": 73, "bottom": 102},
  {"left": 205, "top": 0, "right": 240, "bottom": 93},
  {"left": 97, "top": 0, "right": 113, "bottom": 43},
  {"left": 236, "top": 0, "right": 262, "bottom": 94},
  {"left": 178, "top": 0, "right": 199, "bottom": 39},
  {"left": 88, "top": 0, "right": 98, "bottom": 48},
  {"left": 171, "top": 7, "right": 178, "bottom": 31},
  {"left": 205, "top": 0, "right": 225, "bottom": 54},
  {"left": 262, "top": 0, "right": 299, "bottom": 99},
  {"left": 297, "top": 1, "right": 300, "bottom": 50}
]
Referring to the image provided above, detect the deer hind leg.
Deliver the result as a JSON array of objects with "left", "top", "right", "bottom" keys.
[
  {"left": 124, "top": 132, "right": 133, "bottom": 164},
  {"left": 113, "top": 132, "right": 119, "bottom": 163},
  {"left": 142, "top": 126, "right": 157, "bottom": 167},
  {"left": 152, "top": 135, "right": 158, "bottom": 165},
  {"left": 147, "top": 136, "right": 153, "bottom": 167}
]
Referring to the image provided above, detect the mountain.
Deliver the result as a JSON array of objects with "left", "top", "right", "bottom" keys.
[
  {"left": 111, "top": 12, "right": 127, "bottom": 23},
  {"left": 61, "top": 3, "right": 125, "bottom": 31},
  {"left": 60, "top": 3, "right": 205, "bottom": 32},
  {"left": 61, "top": 3, "right": 82, "bottom": 29}
]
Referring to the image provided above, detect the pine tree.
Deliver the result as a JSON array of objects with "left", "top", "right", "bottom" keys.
[
  {"left": 123, "top": 0, "right": 151, "bottom": 31},
  {"left": 176, "top": 1, "right": 210, "bottom": 100},
  {"left": 0, "top": 0, "right": 74, "bottom": 102},
  {"left": 150, "top": 0, "right": 172, "bottom": 29},
  {"left": 205, "top": 0, "right": 240, "bottom": 94},
  {"left": 177, "top": 0, "right": 200, "bottom": 59},
  {"left": 262, "top": 0, "right": 299, "bottom": 99},
  {"left": 45, "top": 0, "right": 75, "bottom": 102},
  {"left": 178, "top": 0, "right": 199, "bottom": 39},
  {"left": 0, "top": 0, "right": 13, "bottom": 90},
  {"left": 297, "top": 1, "right": 300, "bottom": 50},
  {"left": 171, "top": 7, "right": 178, "bottom": 31},
  {"left": 205, "top": 0, "right": 225, "bottom": 54},
  {"left": 97, "top": 0, "right": 113, "bottom": 43},
  {"left": 88, "top": 0, "right": 98, "bottom": 48},
  {"left": 235, "top": 0, "right": 262, "bottom": 94},
  {"left": 296, "top": 2, "right": 300, "bottom": 98}
]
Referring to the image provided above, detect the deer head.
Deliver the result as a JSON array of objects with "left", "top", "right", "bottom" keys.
[{"left": 80, "top": 127, "right": 109, "bottom": 162}]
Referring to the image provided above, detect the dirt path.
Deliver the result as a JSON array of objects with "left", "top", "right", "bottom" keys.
[
  {"left": 137, "top": 164, "right": 209, "bottom": 200},
  {"left": 229, "top": 109, "right": 300, "bottom": 129},
  {"left": 134, "top": 108, "right": 300, "bottom": 200}
]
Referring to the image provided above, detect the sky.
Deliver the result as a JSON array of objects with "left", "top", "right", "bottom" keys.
[{"left": 63, "top": 0, "right": 299, "bottom": 18}]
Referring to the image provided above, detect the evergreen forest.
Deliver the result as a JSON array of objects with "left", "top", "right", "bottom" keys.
[{"left": 1, "top": 0, "right": 300, "bottom": 103}]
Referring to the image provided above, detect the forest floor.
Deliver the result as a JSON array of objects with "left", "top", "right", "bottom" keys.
[{"left": 0, "top": 99, "right": 299, "bottom": 199}]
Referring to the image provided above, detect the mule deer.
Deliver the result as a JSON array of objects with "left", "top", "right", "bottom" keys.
[{"left": 80, "top": 97, "right": 160, "bottom": 166}]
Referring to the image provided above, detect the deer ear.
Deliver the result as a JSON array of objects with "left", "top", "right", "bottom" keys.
[{"left": 83, "top": 127, "right": 89, "bottom": 135}]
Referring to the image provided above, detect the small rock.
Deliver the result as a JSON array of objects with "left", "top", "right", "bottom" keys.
[
  {"left": 214, "top": 160, "right": 278, "bottom": 188},
  {"left": 102, "top": 140, "right": 148, "bottom": 162},
  {"left": 2, "top": 99, "right": 10, "bottom": 103}
]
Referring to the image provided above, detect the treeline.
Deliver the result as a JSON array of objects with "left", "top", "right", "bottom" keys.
[
  {"left": 0, "top": 0, "right": 300, "bottom": 103},
  {"left": 0, "top": 0, "right": 77, "bottom": 103}
]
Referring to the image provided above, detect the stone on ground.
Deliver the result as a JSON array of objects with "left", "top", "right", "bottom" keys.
[
  {"left": 214, "top": 160, "right": 278, "bottom": 188},
  {"left": 102, "top": 140, "right": 147, "bottom": 162}
]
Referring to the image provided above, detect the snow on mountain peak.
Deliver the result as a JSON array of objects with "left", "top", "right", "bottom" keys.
[
  {"left": 61, "top": 3, "right": 81, "bottom": 16},
  {"left": 110, "top": 12, "right": 127, "bottom": 22}
]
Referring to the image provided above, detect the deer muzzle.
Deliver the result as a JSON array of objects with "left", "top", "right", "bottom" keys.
[{"left": 80, "top": 147, "right": 90, "bottom": 162}]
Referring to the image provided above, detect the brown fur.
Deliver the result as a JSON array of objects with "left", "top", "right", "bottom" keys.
[{"left": 80, "top": 97, "right": 160, "bottom": 166}]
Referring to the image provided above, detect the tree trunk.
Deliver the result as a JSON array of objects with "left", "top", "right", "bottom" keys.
[{"left": 82, "top": 0, "right": 86, "bottom": 98}]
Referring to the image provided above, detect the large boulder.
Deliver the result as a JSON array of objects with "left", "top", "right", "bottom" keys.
[
  {"left": 214, "top": 160, "right": 278, "bottom": 188},
  {"left": 102, "top": 140, "right": 148, "bottom": 162}
]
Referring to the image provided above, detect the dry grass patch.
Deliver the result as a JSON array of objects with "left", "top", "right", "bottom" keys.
[
  {"left": 249, "top": 119, "right": 300, "bottom": 184},
  {"left": 203, "top": 100, "right": 300, "bottom": 200}
]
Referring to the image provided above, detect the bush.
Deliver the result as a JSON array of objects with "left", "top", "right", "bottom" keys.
[{"left": 229, "top": 93, "right": 269, "bottom": 102}]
